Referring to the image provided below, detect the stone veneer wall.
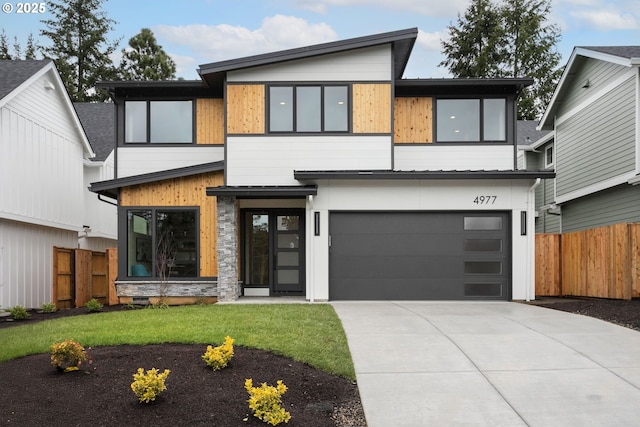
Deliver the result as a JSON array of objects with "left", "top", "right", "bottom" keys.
[
  {"left": 216, "top": 196, "right": 240, "bottom": 301},
  {"left": 116, "top": 281, "right": 217, "bottom": 297}
]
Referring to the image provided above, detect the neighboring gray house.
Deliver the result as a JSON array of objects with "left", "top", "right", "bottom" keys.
[{"left": 523, "top": 46, "right": 640, "bottom": 233}]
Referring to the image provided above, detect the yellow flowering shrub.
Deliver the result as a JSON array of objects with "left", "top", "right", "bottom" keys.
[
  {"left": 245, "top": 378, "right": 291, "bottom": 426},
  {"left": 50, "top": 339, "right": 87, "bottom": 372},
  {"left": 130, "top": 368, "right": 170, "bottom": 403},
  {"left": 202, "top": 336, "right": 235, "bottom": 370}
]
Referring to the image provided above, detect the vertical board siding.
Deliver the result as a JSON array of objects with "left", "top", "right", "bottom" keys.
[
  {"left": 352, "top": 83, "right": 391, "bottom": 134},
  {"left": 394, "top": 97, "right": 433, "bottom": 143},
  {"left": 196, "top": 98, "right": 224, "bottom": 144},
  {"left": 226, "top": 84, "right": 265, "bottom": 134},
  {"left": 556, "top": 77, "right": 635, "bottom": 196},
  {"left": 120, "top": 171, "right": 224, "bottom": 277},
  {"left": 0, "top": 220, "right": 77, "bottom": 308},
  {"left": 535, "top": 234, "right": 561, "bottom": 296}
]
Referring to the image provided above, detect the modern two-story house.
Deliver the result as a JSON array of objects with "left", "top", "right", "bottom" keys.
[
  {"left": 523, "top": 46, "right": 640, "bottom": 233},
  {"left": 90, "top": 28, "right": 553, "bottom": 303}
]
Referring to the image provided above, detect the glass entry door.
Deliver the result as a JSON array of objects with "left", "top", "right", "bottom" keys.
[{"left": 243, "top": 210, "right": 305, "bottom": 295}]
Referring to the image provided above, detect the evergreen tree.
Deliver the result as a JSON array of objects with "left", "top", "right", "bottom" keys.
[
  {"left": 0, "top": 31, "right": 11, "bottom": 59},
  {"left": 24, "top": 34, "right": 38, "bottom": 59},
  {"left": 440, "top": 0, "right": 562, "bottom": 120},
  {"left": 440, "top": 0, "right": 504, "bottom": 78},
  {"left": 120, "top": 28, "right": 177, "bottom": 80},
  {"left": 40, "top": 0, "right": 120, "bottom": 102}
]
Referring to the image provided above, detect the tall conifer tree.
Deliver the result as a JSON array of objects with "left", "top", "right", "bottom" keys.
[{"left": 120, "top": 28, "right": 177, "bottom": 81}]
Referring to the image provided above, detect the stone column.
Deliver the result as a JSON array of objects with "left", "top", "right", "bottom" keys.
[{"left": 216, "top": 196, "right": 239, "bottom": 301}]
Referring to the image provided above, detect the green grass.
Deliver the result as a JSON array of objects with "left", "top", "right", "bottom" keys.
[{"left": 0, "top": 304, "right": 355, "bottom": 379}]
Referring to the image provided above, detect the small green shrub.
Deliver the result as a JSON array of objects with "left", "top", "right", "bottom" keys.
[
  {"left": 245, "top": 379, "right": 291, "bottom": 426},
  {"left": 131, "top": 368, "right": 170, "bottom": 403},
  {"left": 8, "top": 305, "right": 30, "bottom": 320},
  {"left": 50, "top": 339, "right": 87, "bottom": 372},
  {"left": 202, "top": 336, "right": 235, "bottom": 370},
  {"left": 85, "top": 298, "right": 103, "bottom": 312},
  {"left": 40, "top": 302, "right": 57, "bottom": 313}
]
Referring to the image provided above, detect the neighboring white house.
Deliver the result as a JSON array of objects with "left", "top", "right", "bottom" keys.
[{"left": 0, "top": 60, "right": 116, "bottom": 309}]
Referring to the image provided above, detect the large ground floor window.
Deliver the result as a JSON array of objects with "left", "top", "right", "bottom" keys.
[{"left": 126, "top": 208, "right": 199, "bottom": 279}]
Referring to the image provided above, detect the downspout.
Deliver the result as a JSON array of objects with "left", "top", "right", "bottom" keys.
[{"left": 526, "top": 178, "right": 541, "bottom": 301}]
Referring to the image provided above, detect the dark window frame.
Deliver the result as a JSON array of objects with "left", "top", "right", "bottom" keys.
[
  {"left": 267, "top": 84, "right": 351, "bottom": 134},
  {"left": 120, "top": 206, "right": 200, "bottom": 280},
  {"left": 434, "top": 97, "right": 508, "bottom": 144},
  {"left": 123, "top": 99, "right": 196, "bottom": 145}
]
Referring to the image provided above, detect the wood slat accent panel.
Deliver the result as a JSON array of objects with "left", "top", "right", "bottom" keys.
[
  {"left": 120, "top": 171, "right": 224, "bottom": 277},
  {"left": 196, "top": 98, "right": 224, "bottom": 144},
  {"left": 227, "top": 84, "right": 265, "bottom": 134},
  {"left": 535, "top": 234, "right": 561, "bottom": 296},
  {"left": 352, "top": 83, "right": 391, "bottom": 134},
  {"left": 632, "top": 224, "right": 640, "bottom": 298},
  {"left": 394, "top": 97, "right": 433, "bottom": 143}
]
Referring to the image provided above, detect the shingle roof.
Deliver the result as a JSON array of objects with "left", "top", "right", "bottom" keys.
[
  {"left": 73, "top": 103, "right": 114, "bottom": 162},
  {"left": 0, "top": 59, "right": 51, "bottom": 99},
  {"left": 517, "top": 120, "right": 550, "bottom": 146},
  {"left": 579, "top": 46, "right": 640, "bottom": 59}
]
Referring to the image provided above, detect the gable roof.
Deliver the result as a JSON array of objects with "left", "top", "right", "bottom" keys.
[
  {"left": 0, "top": 59, "right": 52, "bottom": 99},
  {"left": 539, "top": 46, "right": 640, "bottom": 129},
  {"left": 198, "top": 28, "right": 418, "bottom": 87},
  {"left": 74, "top": 103, "right": 114, "bottom": 162},
  {"left": 517, "top": 120, "right": 551, "bottom": 146},
  {"left": 0, "top": 59, "right": 95, "bottom": 157}
]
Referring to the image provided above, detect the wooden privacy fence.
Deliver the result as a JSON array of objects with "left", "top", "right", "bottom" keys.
[
  {"left": 53, "top": 247, "right": 118, "bottom": 308},
  {"left": 536, "top": 223, "right": 640, "bottom": 299}
]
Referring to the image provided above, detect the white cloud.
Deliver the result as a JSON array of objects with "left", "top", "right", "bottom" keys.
[
  {"left": 570, "top": 9, "right": 638, "bottom": 30},
  {"left": 417, "top": 29, "right": 447, "bottom": 52},
  {"left": 154, "top": 15, "right": 337, "bottom": 67}
]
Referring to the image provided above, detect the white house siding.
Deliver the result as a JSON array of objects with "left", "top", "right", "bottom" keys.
[
  {"left": 0, "top": 219, "right": 77, "bottom": 309},
  {"left": 227, "top": 45, "right": 392, "bottom": 82},
  {"left": 82, "top": 152, "right": 117, "bottom": 249},
  {"left": 0, "top": 71, "right": 85, "bottom": 231},
  {"left": 556, "top": 75, "right": 636, "bottom": 199},
  {"left": 394, "top": 145, "right": 514, "bottom": 171},
  {"left": 116, "top": 146, "right": 225, "bottom": 178},
  {"left": 305, "top": 179, "right": 537, "bottom": 301},
  {"left": 226, "top": 136, "right": 392, "bottom": 186}
]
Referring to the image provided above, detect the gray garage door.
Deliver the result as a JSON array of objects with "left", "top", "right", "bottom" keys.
[{"left": 329, "top": 212, "right": 510, "bottom": 300}]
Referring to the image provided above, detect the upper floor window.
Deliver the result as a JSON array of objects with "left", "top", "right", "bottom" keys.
[
  {"left": 269, "top": 85, "right": 349, "bottom": 133},
  {"left": 545, "top": 144, "right": 554, "bottom": 168},
  {"left": 125, "top": 100, "right": 193, "bottom": 144},
  {"left": 436, "top": 98, "right": 506, "bottom": 142}
]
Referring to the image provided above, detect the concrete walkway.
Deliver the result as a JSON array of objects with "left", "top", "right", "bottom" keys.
[{"left": 331, "top": 301, "right": 640, "bottom": 427}]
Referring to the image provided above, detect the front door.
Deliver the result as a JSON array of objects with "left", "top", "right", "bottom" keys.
[{"left": 243, "top": 209, "right": 305, "bottom": 296}]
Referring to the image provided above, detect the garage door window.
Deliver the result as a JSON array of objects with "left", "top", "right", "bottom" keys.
[
  {"left": 465, "top": 261, "right": 502, "bottom": 274},
  {"left": 464, "top": 216, "right": 502, "bottom": 230},
  {"left": 464, "top": 239, "right": 502, "bottom": 252}
]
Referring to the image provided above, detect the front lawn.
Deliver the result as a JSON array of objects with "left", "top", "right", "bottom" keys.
[{"left": 0, "top": 304, "right": 355, "bottom": 379}]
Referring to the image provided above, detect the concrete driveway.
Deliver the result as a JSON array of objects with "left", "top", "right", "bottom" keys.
[{"left": 331, "top": 301, "right": 640, "bottom": 427}]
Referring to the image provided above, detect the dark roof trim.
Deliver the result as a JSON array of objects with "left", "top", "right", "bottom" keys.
[
  {"left": 89, "top": 161, "right": 224, "bottom": 199},
  {"left": 294, "top": 170, "right": 556, "bottom": 180},
  {"left": 198, "top": 27, "right": 418, "bottom": 80},
  {"left": 206, "top": 185, "right": 318, "bottom": 199},
  {"left": 95, "top": 80, "right": 206, "bottom": 90}
]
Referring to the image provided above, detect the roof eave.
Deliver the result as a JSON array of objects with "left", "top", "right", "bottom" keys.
[{"left": 294, "top": 170, "right": 556, "bottom": 180}]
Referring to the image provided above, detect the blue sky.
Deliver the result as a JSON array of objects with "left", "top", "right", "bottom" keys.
[{"left": 1, "top": 0, "right": 639, "bottom": 79}]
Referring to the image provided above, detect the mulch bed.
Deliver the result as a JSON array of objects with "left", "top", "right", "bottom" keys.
[
  {"left": 0, "top": 306, "right": 365, "bottom": 427},
  {"left": 530, "top": 297, "right": 640, "bottom": 331}
]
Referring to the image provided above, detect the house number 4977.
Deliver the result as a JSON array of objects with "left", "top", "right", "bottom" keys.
[{"left": 473, "top": 195, "right": 497, "bottom": 205}]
